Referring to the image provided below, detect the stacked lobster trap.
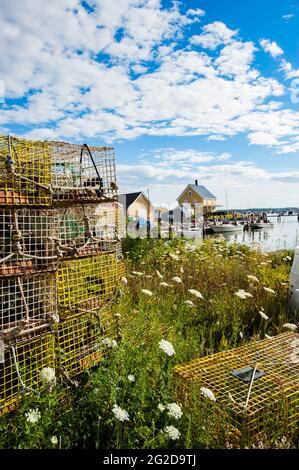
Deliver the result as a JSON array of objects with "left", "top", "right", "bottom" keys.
[{"left": 0, "top": 135, "right": 125, "bottom": 414}]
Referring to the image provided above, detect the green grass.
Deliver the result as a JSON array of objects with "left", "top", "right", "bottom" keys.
[{"left": 0, "top": 237, "right": 297, "bottom": 449}]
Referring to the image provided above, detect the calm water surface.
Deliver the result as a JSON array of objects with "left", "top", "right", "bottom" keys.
[{"left": 207, "top": 216, "right": 299, "bottom": 252}]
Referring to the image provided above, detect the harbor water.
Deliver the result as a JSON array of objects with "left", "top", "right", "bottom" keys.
[{"left": 207, "top": 215, "right": 299, "bottom": 252}]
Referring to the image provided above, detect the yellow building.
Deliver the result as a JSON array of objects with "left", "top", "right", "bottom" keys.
[{"left": 177, "top": 180, "right": 217, "bottom": 215}]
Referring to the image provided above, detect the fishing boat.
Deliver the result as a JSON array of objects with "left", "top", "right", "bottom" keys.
[
  {"left": 211, "top": 223, "right": 243, "bottom": 233},
  {"left": 251, "top": 222, "right": 274, "bottom": 230}
]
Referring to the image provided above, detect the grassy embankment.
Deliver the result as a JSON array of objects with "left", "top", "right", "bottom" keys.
[{"left": 0, "top": 237, "right": 296, "bottom": 449}]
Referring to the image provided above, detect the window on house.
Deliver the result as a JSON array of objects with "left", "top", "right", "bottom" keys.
[{"left": 188, "top": 191, "right": 192, "bottom": 197}]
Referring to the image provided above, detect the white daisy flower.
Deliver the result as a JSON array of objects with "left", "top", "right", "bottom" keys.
[
  {"left": 112, "top": 404, "right": 129, "bottom": 422},
  {"left": 128, "top": 374, "right": 135, "bottom": 383},
  {"left": 166, "top": 403, "right": 183, "bottom": 420},
  {"left": 159, "top": 339, "right": 175, "bottom": 357},
  {"left": 163, "top": 425, "right": 180, "bottom": 441},
  {"left": 200, "top": 387, "right": 216, "bottom": 402},
  {"left": 25, "top": 408, "right": 41, "bottom": 424}
]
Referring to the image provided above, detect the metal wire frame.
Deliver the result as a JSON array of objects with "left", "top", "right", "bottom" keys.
[
  {"left": 174, "top": 333, "right": 299, "bottom": 437},
  {"left": 56, "top": 254, "right": 126, "bottom": 312},
  {"left": 55, "top": 202, "right": 125, "bottom": 258},
  {"left": 0, "top": 135, "right": 52, "bottom": 206},
  {"left": 0, "top": 273, "right": 57, "bottom": 340},
  {"left": 0, "top": 333, "right": 55, "bottom": 415},
  {"left": 51, "top": 141, "right": 117, "bottom": 202},
  {"left": 55, "top": 310, "right": 118, "bottom": 377},
  {"left": 0, "top": 208, "right": 59, "bottom": 276}
]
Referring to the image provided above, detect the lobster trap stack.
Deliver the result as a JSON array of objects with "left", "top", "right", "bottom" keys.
[{"left": 0, "top": 135, "right": 125, "bottom": 414}]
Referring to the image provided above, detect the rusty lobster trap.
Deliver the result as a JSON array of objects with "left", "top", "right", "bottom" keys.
[
  {"left": 0, "top": 273, "right": 57, "bottom": 340},
  {"left": 56, "top": 202, "right": 125, "bottom": 258},
  {"left": 174, "top": 333, "right": 299, "bottom": 438},
  {"left": 0, "top": 207, "right": 59, "bottom": 276},
  {"left": 56, "top": 253, "right": 125, "bottom": 312},
  {"left": 56, "top": 310, "right": 119, "bottom": 378},
  {"left": 0, "top": 135, "right": 52, "bottom": 206},
  {"left": 0, "top": 333, "right": 55, "bottom": 415},
  {"left": 51, "top": 141, "right": 117, "bottom": 202}
]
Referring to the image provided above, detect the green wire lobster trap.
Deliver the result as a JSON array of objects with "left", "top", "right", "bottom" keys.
[
  {"left": 174, "top": 333, "right": 299, "bottom": 439},
  {"left": 0, "top": 273, "right": 57, "bottom": 340},
  {"left": 0, "top": 136, "right": 52, "bottom": 206},
  {"left": 0, "top": 333, "right": 55, "bottom": 415},
  {"left": 56, "top": 253, "right": 125, "bottom": 312},
  {"left": 0, "top": 208, "right": 59, "bottom": 276},
  {"left": 51, "top": 141, "right": 117, "bottom": 202},
  {"left": 56, "top": 310, "right": 119, "bottom": 378}
]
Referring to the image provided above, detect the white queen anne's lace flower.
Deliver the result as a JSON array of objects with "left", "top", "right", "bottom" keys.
[
  {"left": 141, "top": 289, "right": 153, "bottom": 297},
  {"left": 188, "top": 289, "right": 203, "bottom": 299},
  {"left": 158, "top": 403, "right": 165, "bottom": 412},
  {"left": 51, "top": 436, "right": 58, "bottom": 445},
  {"left": 166, "top": 403, "right": 183, "bottom": 420},
  {"left": 263, "top": 287, "right": 276, "bottom": 294},
  {"left": 283, "top": 323, "right": 298, "bottom": 331},
  {"left": 163, "top": 425, "right": 180, "bottom": 441},
  {"left": 247, "top": 275, "right": 259, "bottom": 283},
  {"left": 25, "top": 408, "right": 41, "bottom": 424},
  {"left": 39, "top": 367, "right": 55, "bottom": 383},
  {"left": 159, "top": 339, "right": 175, "bottom": 357},
  {"left": 112, "top": 404, "right": 129, "bottom": 422},
  {"left": 128, "top": 374, "right": 135, "bottom": 382},
  {"left": 200, "top": 387, "right": 216, "bottom": 402},
  {"left": 172, "top": 276, "right": 182, "bottom": 284}
]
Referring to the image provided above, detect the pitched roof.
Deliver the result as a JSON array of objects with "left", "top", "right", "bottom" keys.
[
  {"left": 190, "top": 184, "right": 216, "bottom": 199},
  {"left": 119, "top": 191, "right": 152, "bottom": 208}
]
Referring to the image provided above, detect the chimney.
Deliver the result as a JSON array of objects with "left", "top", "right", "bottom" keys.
[{"left": 195, "top": 179, "right": 198, "bottom": 186}]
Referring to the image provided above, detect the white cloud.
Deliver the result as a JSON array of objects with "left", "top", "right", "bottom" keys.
[
  {"left": 259, "top": 39, "right": 284, "bottom": 57},
  {"left": 282, "top": 13, "right": 295, "bottom": 21},
  {"left": 190, "top": 21, "right": 238, "bottom": 50},
  {"left": 186, "top": 8, "right": 205, "bottom": 18},
  {"left": 0, "top": 2, "right": 298, "bottom": 155}
]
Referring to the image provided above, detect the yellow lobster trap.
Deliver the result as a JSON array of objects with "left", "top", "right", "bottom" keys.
[
  {"left": 56, "top": 253, "right": 125, "bottom": 312},
  {"left": 174, "top": 333, "right": 299, "bottom": 438},
  {"left": 56, "top": 310, "right": 118, "bottom": 378},
  {"left": 0, "top": 273, "right": 57, "bottom": 340},
  {"left": 51, "top": 141, "right": 117, "bottom": 202},
  {"left": 0, "top": 208, "right": 59, "bottom": 276},
  {"left": 55, "top": 202, "right": 125, "bottom": 259},
  {"left": 0, "top": 333, "right": 55, "bottom": 415},
  {"left": 0, "top": 135, "right": 52, "bottom": 206}
]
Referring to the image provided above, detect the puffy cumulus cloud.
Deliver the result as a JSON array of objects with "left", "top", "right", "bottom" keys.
[
  {"left": 0, "top": 1, "right": 299, "bottom": 154},
  {"left": 190, "top": 21, "right": 238, "bottom": 50},
  {"left": 259, "top": 39, "right": 284, "bottom": 58}
]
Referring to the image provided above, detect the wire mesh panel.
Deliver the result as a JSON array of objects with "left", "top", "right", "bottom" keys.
[
  {"left": 56, "top": 254, "right": 125, "bottom": 312},
  {"left": 56, "top": 202, "right": 125, "bottom": 258},
  {"left": 0, "top": 135, "right": 52, "bottom": 206},
  {"left": 0, "top": 208, "right": 58, "bottom": 275},
  {"left": 56, "top": 310, "right": 117, "bottom": 377},
  {"left": 174, "top": 333, "right": 299, "bottom": 438},
  {"left": 51, "top": 142, "right": 117, "bottom": 202},
  {"left": 0, "top": 333, "right": 55, "bottom": 415},
  {"left": 0, "top": 273, "right": 57, "bottom": 339}
]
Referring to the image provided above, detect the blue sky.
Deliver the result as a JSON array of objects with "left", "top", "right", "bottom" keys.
[{"left": 0, "top": 0, "right": 299, "bottom": 208}]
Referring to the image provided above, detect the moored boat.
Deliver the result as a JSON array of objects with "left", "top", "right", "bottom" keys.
[
  {"left": 251, "top": 222, "right": 274, "bottom": 230},
  {"left": 211, "top": 224, "right": 243, "bottom": 233}
]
